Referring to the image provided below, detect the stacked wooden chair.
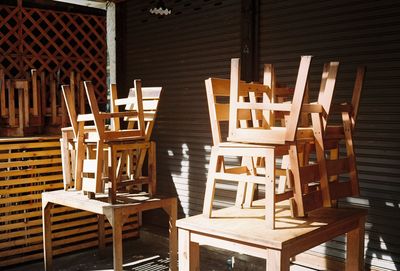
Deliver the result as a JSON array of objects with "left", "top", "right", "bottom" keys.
[
  {"left": 202, "top": 56, "right": 365, "bottom": 228},
  {"left": 0, "top": 69, "right": 42, "bottom": 136},
  {"left": 316, "top": 66, "right": 365, "bottom": 204},
  {"left": 61, "top": 80, "right": 162, "bottom": 203}
]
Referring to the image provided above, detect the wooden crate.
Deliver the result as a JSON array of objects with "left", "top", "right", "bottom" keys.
[{"left": 0, "top": 137, "right": 138, "bottom": 267}]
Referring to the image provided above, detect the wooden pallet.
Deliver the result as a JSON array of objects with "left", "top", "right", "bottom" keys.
[{"left": 0, "top": 137, "right": 138, "bottom": 268}]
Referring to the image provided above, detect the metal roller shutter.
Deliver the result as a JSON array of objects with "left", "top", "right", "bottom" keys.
[
  {"left": 259, "top": 0, "right": 400, "bottom": 270},
  {"left": 117, "top": 0, "right": 241, "bottom": 217}
]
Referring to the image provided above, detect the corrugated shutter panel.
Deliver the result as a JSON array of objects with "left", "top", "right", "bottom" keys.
[
  {"left": 259, "top": 0, "right": 400, "bottom": 270},
  {"left": 120, "top": 0, "right": 241, "bottom": 217}
]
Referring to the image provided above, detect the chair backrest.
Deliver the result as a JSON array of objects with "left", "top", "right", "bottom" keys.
[
  {"left": 84, "top": 80, "right": 146, "bottom": 140},
  {"left": 125, "top": 87, "right": 162, "bottom": 140},
  {"left": 327, "top": 65, "right": 365, "bottom": 133},
  {"left": 111, "top": 84, "right": 162, "bottom": 141},
  {"left": 228, "top": 56, "right": 312, "bottom": 144},
  {"left": 61, "top": 85, "right": 78, "bottom": 137},
  {"left": 205, "top": 78, "right": 270, "bottom": 146},
  {"left": 350, "top": 66, "right": 366, "bottom": 129},
  {"left": 316, "top": 62, "right": 340, "bottom": 130}
]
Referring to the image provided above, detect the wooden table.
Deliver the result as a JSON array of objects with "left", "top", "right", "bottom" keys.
[
  {"left": 42, "top": 190, "right": 177, "bottom": 271},
  {"left": 177, "top": 201, "right": 367, "bottom": 270}
]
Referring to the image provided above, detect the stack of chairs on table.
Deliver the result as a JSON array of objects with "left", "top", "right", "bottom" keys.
[
  {"left": 61, "top": 79, "right": 162, "bottom": 203},
  {"left": 203, "top": 56, "right": 365, "bottom": 228}
]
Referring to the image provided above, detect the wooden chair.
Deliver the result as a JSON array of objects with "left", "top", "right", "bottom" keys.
[
  {"left": 203, "top": 56, "right": 337, "bottom": 227},
  {"left": 225, "top": 56, "right": 338, "bottom": 218},
  {"left": 61, "top": 84, "right": 97, "bottom": 190},
  {"left": 322, "top": 66, "right": 366, "bottom": 202},
  {"left": 204, "top": 65, "right": 295, "bottom": 211},
  {"left": 73, "top": 80, "right": 145, "bottom": 201},
  {"left": 109, "top": 83, "right": 162, "bottom": 194}
]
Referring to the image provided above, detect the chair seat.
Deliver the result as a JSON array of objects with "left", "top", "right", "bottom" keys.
[
  {"left": 227, "top": 126, "right": 315, "bottom": 145},
  {"left": 104, "top": 136, "right": 145, "bottom": 144}
]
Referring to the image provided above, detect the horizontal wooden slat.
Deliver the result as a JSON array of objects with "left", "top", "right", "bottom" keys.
[
  {"left": 0, "top": 173, "right": 63, "bottom": 187},
  {"left": 326, "top": 158, "right": 350, "bottom": 176},
  {"left": 299, "top": 164, "right": 320, "bottom": 184},
  {"left": 0, "top": 149, "right": 61, "bottom": 160},
  {"left": 0, "top": 201, "right": 42, "bottom": 214},
  {"left": 128, "top": 87, "right": 162, "bottom": 99},
  {"left": 0, "top": 157, "right": 61, "bottom": 169},
  {"left": 0, "top": 182, "right": 64, "bottom": 195},
  {"left": 0, "top": 141, "right": 60, "bottom": 151},
  {"left": 0, "top": 165, "right": 62, "bottom": 178}
]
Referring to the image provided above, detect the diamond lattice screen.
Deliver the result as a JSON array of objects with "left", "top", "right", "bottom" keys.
[{"left": 0, "top": 3, "right": 107, "bottom": 103}]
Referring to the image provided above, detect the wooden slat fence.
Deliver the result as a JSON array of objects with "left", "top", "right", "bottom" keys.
[{"left": 0, "top": 137, "right": 138, "bottom": 267}]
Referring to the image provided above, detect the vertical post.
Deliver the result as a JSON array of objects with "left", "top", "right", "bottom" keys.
[
  {"left": 42, "top": 199, "right": 54, "bottom": 271},
  {"left": 61, "top": 131, "right": 71, "bottom": 190},
  {"left": 7, "top": 80, "right": 16, "bottom": 127},
  {"left": 50, "top": 74, "right": 57, "bottom": 125},
  {"left": 116, "top": 1, "right": 127, "bottom": 95},
  {"left": 265, "top": 148, "right": 276, "bottom": 229},
  {"left": 162, "top": 198, "right": 178, "bottom": 271},
  {"left": 346, "top": 215, "right": 365, "bottom": 270},
  {"left": 107, "top": 2, "right": 117, "bottom": 85},
  {"left": 266, "top": 249, "right": 290, "bottom": 271},
  {"left": 31, "top": 69, "right": 39, "bottom": 116},
  {"left": 98, "top": 214, "right": 106, "bottom": 250},
  {"left": 241, "top": 0, "right": 259, "bottom": 82},
  {"left": 112, "top": 209, "right": 124, "bottom": 271},
  {"left": 40, "top": 71, "right": 46, "bottom": 125},
  {"left": 202, "top": 147, "right": 219, "bottom": 217},
  {"left": 169, "top": 199, "right": 178, "bottom": 271},
  {"left": 178, "top": 229, "right": 200, "bottom": 271},
  {"left": 23, "top": 81, "right": 29, "bottom": 127},
  {"left": 18, "top": 88, "right": 24, "bottom": 134}
]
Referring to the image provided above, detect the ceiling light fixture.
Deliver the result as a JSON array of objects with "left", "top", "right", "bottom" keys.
[{"left": 149, "top": 0, "right": 171, "bottom": 16}]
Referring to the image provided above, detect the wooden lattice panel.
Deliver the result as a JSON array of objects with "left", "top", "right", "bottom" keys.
[
  {"left": 0, "top": 3, "right": 107, "bottom": 103},
  {"left": 0, "top": 5, "right": 21, "bottom": 79}
]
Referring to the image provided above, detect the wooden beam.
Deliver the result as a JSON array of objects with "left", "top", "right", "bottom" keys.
[{"left": 54, "top": 0, "right": 107, "bottom": 10}]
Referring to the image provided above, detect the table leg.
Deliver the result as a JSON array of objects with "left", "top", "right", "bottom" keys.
[
  {"left": 178, "top": 229, "right": 200, "bottom": 271},
  {"left": 266, "top": 249, "right": 290, "bottom": 271},
  {"left": 202, "top": 148, "right": 219, "bottom": 217},
  {"left": 265, "top": 149, "right": 275, "bottom": 229},
  {"left": 112, "top": 210, "right": 124, "bottom": 271},
  {"left": 98, "top": 214, "right": 106, "bottom": 250},
  {"left": 166, "top": 199, "right": 178, "bottom": 271},
  {"left": 42, "top": 200, "right": 54, "bottom": 271},
  {"left": 346, "top": 216, "right": 366, "bottom": 271}
]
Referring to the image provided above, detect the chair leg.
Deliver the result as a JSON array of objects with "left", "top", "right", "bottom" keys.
[
  {"left": 202, "top": 148, "right": 219, "bottom": 217},
  {"left": 242, "top": 156, "right": 257, "bottom": 208},
  {"left": 264, "top": 148, "right": 276, "bottom": 229},
  {"left": 74, "top": 134, "right": 85, "bottom": 191},
  {"left": 289, "top": 144, "right": 306, "bottom": 217},
  {"left": 311, "top": 113, "right": 331, "bottom": 207},
  {"left": 342, "top": 111, "right": 359, "bottom": 196},
  {"left": 95, "top": 141, "right": 105, "bottom": 194}
]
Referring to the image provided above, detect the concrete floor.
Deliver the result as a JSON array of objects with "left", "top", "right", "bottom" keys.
[{"left": 6, "top": 227, "right": 316, "bottom": 271}]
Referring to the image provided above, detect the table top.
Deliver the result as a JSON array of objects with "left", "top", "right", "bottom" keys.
[
  {"left": 42, "top": 189, "right": 175, "bottom": 215},
  {"left": 176, "top": 201, "right": 367, "bottom": 251}
]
